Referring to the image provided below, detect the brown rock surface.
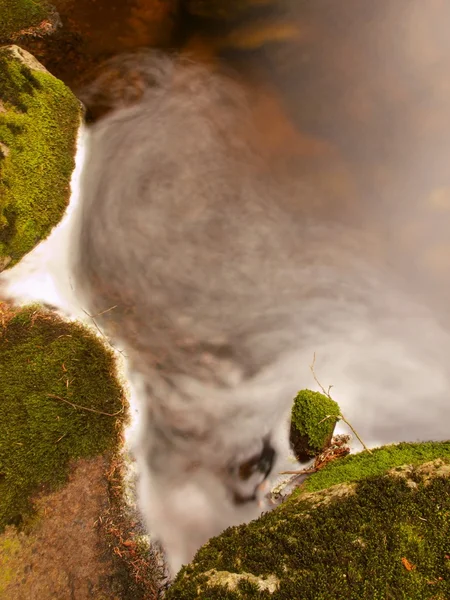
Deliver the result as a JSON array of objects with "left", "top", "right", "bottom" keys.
[{"left": 0, "top": 456, "right": 154, "bottom": 600}]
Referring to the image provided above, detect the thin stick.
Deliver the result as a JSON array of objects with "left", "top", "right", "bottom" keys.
[
  {"left": 280, "top": 468, "right": 317, "bottom": 475},
  {"left": 310, "top": 352, "right": 329, "bottom": 397},
  {"left": 94, "top": 305, "right": 118, "bottom": 317},
  {"left": 81, "top": 308, "right": 109, "bottom": 339},
  {"left": 47, "top": 394, "right": 124, "bottom": 417},
  {"left": 81, "top": 307, "right": 127, "bottom": 357},
  {"left": 310, "top": 353, "right": 372, "bottom": 454},
  {"left": 338, "top": 414, "right": 372, "bottom": 454},
  {"left": 318, "top": 414, "right": 335, "bottom": 425}
]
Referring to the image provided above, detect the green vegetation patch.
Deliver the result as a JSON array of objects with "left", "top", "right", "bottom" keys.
[
  {"left": 304, "top": 440, "right": 450, "bottom": 494},
  {"left": 0, "top": 45, "right": 81, "bottom": 267},
  {"left": 290, "top": 389, "right": 340, "bottom": 460},
  {"left": 0, "top": 303, "right": 127, "bottom": 529},
  {"left": 0, "top": 0, "right": 50, "bottom": 40},
  {"left": 167, "top": 451, "right": 450, "bottom": 599}
]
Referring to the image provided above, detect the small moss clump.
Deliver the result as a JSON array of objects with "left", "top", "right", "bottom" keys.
[
  {"left": 167, "top": 446, "right": 450, "bottom": 599},
  {"left": 290, "top": 389, "right": 340, "bottom": 461},
  {"left": 0, "top": 45, "right": 81, "bottom": 268},
  {"left": 0, "top": 303, "right": 127, "bottom": 530},
  {"left": 0, "top": 0, "right": 50, "bottom": 41}
]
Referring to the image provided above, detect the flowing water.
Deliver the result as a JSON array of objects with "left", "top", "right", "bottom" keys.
[{"left": 2, "top": 0, "right": 450, "bottom": 464}]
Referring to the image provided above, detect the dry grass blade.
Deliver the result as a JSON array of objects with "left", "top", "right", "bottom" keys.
[{"left": 47, "top": 394, "right": 124, "bottom": 417}]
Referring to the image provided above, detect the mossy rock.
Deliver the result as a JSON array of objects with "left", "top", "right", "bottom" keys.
[
  {"left": 290, "top": 389, "right": 341, "bottom": 462},
  {"left": 0, "top": 45, "right": 81, "bottom": 269},
  {"left": 0, "top": 302, "right": 127, "bottom": 530},
  {"left": 0, "top": 0, "right": 57, "bottom": 42},
  {"left": 167, "top": 442, "right": 450, "bottom": 599}
]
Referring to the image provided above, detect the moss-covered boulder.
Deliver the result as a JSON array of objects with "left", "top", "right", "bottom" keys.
[
  {"left": 0, "top": 45, "right": 81, "bottom": 270},
  {"left": 0, "top": 302, "right": 127, "bottom": 530},
  {"left": 167, "top": 441, "right": 450, "bottom": 599},
  {"left": 290, "top": 389, "right": 341, "bottom": 462},
  {"left": 0, "top": 0, "right": 59, "bottom": 42}
]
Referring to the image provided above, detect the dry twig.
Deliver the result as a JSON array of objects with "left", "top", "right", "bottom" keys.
[
  {"left": 310, "top": 353, "right": 372, "bottom": 454},
  {"left": 47, "top": 393, "right": 124, "bottom": 417},
  {"left": 81, "top": 306, "right": 127, "bottom": 357},
  {"left": 280, "top": 434, "right": 351, "bottom": 476},
  {"left": 280, "top": 468, "right": 318, "bottom": 475}
]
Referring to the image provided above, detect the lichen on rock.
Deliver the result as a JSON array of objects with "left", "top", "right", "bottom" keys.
[
  {"left": 290, "top": 388, "right": 341, "bottom": 461},
  {"left": 203, "top": 570, "right": 280, "bottom": 594},
  {"left": 166, "top": 443, "right": 450, "bottom": 599},
  {"left": 0, "top": 44, "right": 81, "bottom": 270},
  {"left": 0, "top": 302, "right": 127, "bottom": 530}
]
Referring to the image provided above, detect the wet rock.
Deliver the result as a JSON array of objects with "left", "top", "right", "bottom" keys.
[
  {"left": 166, "top": 443, "right": 450, "bottom": 599},
  {"left": 0, "top": 302, "right": 166, "bottom": 598},
  {"left": 0, "top": 302, "right": 126, "bottom": 529},
  {"left": 0, "top": 456, "right": 154, "bottom": 600},
  {"left": 0, "top": 45, "right": 81, "bottom": 268}
]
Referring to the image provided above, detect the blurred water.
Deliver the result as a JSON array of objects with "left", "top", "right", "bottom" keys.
[{"left": 2, "top": 1, "right": 450, "bottom": 474}]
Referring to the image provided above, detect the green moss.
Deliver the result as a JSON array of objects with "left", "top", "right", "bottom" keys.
[
  {"left": 290, "top": 389, "right": 340, "bottom": 460},
  {"left": 0, "top": 0, "right": 50, "bottom": 40},
  {"left": 167, "top": 453, "right": 450, "bottom": 599},
  {"left": 0, "top": 304, "right": 127, "bottom": 530},
  {"left": 303, "top": 440, "right": 450, "bottom": 494},
  {"left": 0, "top": 534, "right": 21, "bottom": 558},
  {"left": 0, "top": 46, "right": 81, "bottom": 267},
  {"left": 0, "top": 528, "right": 22, "bottom": 593}
]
